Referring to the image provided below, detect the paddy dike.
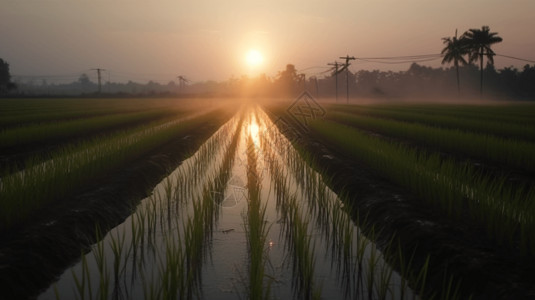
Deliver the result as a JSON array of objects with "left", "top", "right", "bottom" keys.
[
  {"left": 264, "top": 107, "right": 535, "bottom": 300},
  {"left": 0, "top": 110, "right": 234, "bottom": 300}
]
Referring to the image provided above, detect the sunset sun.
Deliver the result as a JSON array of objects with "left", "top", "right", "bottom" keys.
[{"left": 245, "top": 49, "right": 264, "bottom": 67}]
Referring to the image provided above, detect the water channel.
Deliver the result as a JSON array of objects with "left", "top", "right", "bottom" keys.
[{"left": 40, "top": 106, "right": 416, "bottom": 300}]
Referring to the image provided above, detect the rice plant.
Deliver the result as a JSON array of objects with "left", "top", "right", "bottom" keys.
[
  {"left": 309, "top": 118, "right": 535, "bottom": 256},
  {"left": 0, "top": 108, "right": 227, "bottom": 230},
  {"left": 327, "top": 111, "right": 535, "bottom": 173}
]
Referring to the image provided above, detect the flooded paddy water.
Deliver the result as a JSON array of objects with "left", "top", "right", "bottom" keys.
[{"left": 40, "top": 106, "right": 416, "bottom": 300}]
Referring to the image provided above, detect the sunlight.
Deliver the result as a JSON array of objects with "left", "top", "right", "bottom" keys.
[
  {"left": 248, "top": 117, "right": 260, "bottom": 147},
  {"left": 245, "top": 49, "right": 264, "bottom": 67}
]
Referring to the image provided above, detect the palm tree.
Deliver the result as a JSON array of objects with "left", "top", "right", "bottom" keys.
[
  {"left": 441, "top": 29, "right": 468, "bottom": 97},
  {"left": 462, "top": 26, "right": 503, "bottom": 96}
]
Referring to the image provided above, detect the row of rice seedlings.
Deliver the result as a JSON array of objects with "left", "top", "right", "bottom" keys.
[
  {"left": 260, "top": 106, "right": 465, "bottom": 299},
  {"left": 309, "top": 119, "right": 535, "bottom": 256},
  {"left": 371, "top": 103, "right": 535, "bottom": 125},
  {"left": 0, "top": 98, "right": 199, "bottom": 128},
  {"left": 59, "top": 111, "right": 244, "bottom": 300},
  {"left": 142, "top": 110, "right": 244, "bottom": 249},
  {"left": 272, "top": 147, "right": 368, "bottom": 297},
  {"left": 327, "top": 111, "right": 535, "bottom": 173},
  {"left": 327, "top": 104, "right": 535, "bottom": 141},
  {"left": 328, "top": 103, "right": 535, "bottom": 128},
  {"left": 256, "top": 117, "right": 319, "bottom": 296},
  {"left": 243, "top": 123, "right": 272, "bottom": 300},
  {"left": 161, "top": 112, "right": 245, "bottom": 297},
  {"left": 126, "top": 116, "right": 242, "bottom": 299},
  {"left": 68, "top": 227, "right": 134, "bottom": 300},
  {"left": 0, "top": 108, "right": 183, "bottom": 150},
  {"left": 146, "top": 108, "right": 243, "bottom": 237},
  {"left": 256, "top": 109, "right": 386, "bottom": 299},
  {"left": 0, "top": 100, "right": 132, "bottom": 128},
  {"left": 282, "top": 195, "right": 319, "bottom": 299},
  {"left": 0, "top": 108, "right": 225, "bottom": 230}
]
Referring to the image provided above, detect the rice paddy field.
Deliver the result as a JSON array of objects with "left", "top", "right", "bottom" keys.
[{"left": 1, "top": 97, "right": 535, "bottom": 299}]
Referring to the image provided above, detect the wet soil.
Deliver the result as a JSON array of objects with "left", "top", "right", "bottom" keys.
[
  {"left": 264, "top": 108, "right": 535, "bottom": 300},
  {"left": 0, "top": 110, "right": 234, "bottom": 299}
]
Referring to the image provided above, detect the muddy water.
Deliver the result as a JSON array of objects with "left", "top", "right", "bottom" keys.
[{"left": 40, "top": 106, "right": 415, "bottom": 300}]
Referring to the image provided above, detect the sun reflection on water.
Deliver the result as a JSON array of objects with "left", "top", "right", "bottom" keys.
[{"left": 248, "top": 117, "right": 260, "bottom": 147}]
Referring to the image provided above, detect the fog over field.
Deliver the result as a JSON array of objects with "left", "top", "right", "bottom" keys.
[{"left": 1, "top": 0, "right": 534, "bottom": 84}]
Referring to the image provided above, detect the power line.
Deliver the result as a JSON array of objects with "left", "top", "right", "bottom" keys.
[
  {"left": 298, "top": 66, "right": 330, "bottom": 72},
  {"left": 357, "top": 57, "right": 442, "bottom": 65},
  {"left": 356, "top": 54, "right": 442, "bottom": 60},
  {"left": 328, "top": 61, "right": 342, "bottom": 102},
  {"left": 495, "top": 54, "right": 535, "bottom": 64}
]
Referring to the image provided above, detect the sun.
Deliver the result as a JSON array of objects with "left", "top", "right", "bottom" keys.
[{"left": 245, "top": 49, "right": 264, "bottom": 67}]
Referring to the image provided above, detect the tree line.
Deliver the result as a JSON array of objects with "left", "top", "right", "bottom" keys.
[
  {"left": 3, "top": 25, "right": 534, "bottom": 100},
  {"left": 0, "top": 58, "right": 17, "bottom": 94},
  {"left": 441, "top": 25, "right": 503, "bottom": 96}
]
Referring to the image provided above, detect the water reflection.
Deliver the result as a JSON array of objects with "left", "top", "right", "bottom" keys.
[{"left": 41, "top": 105, "right": 416, "bottom": 300}]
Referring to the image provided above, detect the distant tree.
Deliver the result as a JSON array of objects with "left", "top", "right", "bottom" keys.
[
  {"left": 0, "top": 58, "right": 17, "bottom": 94},
  {"left": 275, "top": 64, "right": 299, "bottom": 95},
  {"left": 78, "top": 73, "right": 91, "bottom": 85},
  {"left": 441, "top": 29, "right": 469, "bottom": 96},
  {"left": 462, "top": 26, "right": 503, "bottom": 95}
]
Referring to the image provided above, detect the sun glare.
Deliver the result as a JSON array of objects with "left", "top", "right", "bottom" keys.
[
  {"left": 245, "top": 50, "right": 263, "bottom": 67},
  {"left": 248, "top": 119, "right": 260, "bottom": 146}
]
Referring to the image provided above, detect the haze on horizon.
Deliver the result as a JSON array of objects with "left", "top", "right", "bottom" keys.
[{"left": 1, "top": 0, "right": 534, "bottom": 84}]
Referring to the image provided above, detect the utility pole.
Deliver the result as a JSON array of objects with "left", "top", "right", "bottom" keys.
[
  {"left": 328, "top": 61, "right": 341, "bottom": 102},
  {"left": 299, "top": 73, "right": 306, "bottom": 90},
  {"left": 311, "top": 76, "right": 319, "bottom": 97},
  {"left": 91, "top": 68, "right": 106, "bottom": 94},
  {"left": 177, "top": 76, "right": 189, "bottom": 93},
  {"left": 339, "top": 55, "right": 355, "bottom": 103}
]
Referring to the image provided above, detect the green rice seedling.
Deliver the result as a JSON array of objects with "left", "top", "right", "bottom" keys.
[
  {"left": 0, "top": 109, "right": 182, "bottom": 151},
  {"left": 261, "top": 106, "right": 450, "bottom": 299},
  {"left": 327, "top": 103, "right": 535, "bottom": 141},
  {"left": 47, "top": 109, "right": 245, "bottom": 300},
  {"left": 326, "top": 111, "right": 535, "bottom": 173},
  {"left": 108, "top": 229, "right": 134, "bottom": 299},
  {"left": 0, "top": 108, "right": 230, "bottom": 231},
  {"left": 72, "top": 252, "right": 92, "bottom": 300},
  {"left": 243, "top": 130, "right": 273, "bottom": 300},
  {"left": 309, "top": 119, "right": 535, "bottom": 256},
  {"left": 284, "top": 197, "right": 319, "bottom": 299},
  {"left": 157, "top": 231, "right": 187, "bottom": 300},
  {"left": 89, "top": 227, "right": 112, "bottom": 300},
  {"left": 0, "top": 97, "right": 197, "bottom": 128}
]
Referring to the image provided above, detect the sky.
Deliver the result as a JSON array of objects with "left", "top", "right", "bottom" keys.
[{"left": 1, "top": 0, "right": 534, "bottom": 84}]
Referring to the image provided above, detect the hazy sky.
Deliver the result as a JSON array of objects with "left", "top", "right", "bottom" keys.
[{"left": 1, "top": 0, "right": 534, "bottom": 84}]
